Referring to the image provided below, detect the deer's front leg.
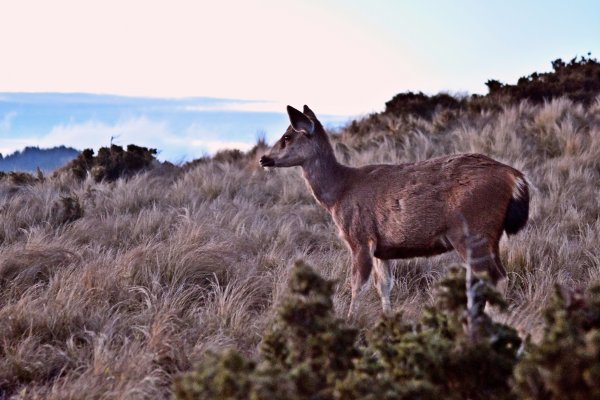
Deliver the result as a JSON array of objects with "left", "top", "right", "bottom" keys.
[{"left": 347, "top": 245, "right": 373, "bottom": 319}]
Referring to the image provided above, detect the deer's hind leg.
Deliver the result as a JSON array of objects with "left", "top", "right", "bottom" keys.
[
  {"left": 373, "top": 258, "right": 393, "bottom": 315},
  {"left": 446, "top": 230, "right": 506, "bottom": 285},
  {"left": 490, "top": 243, "right": 507, "bottom": 285}
]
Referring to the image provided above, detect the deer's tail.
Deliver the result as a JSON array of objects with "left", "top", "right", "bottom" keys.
[{"left": 504, "top": 175, "right": 530, "bottom": 235}]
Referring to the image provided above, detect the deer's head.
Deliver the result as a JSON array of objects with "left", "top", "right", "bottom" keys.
[{"left": 260, "top": 105, "right": 325, "bottom": 168}]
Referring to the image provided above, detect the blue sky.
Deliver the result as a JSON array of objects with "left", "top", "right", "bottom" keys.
[
  {"left": 1, "top": 0, "right": 599, "bottom": 161},
  {"left": 0, "top": 93, "right": 349, "bottom": 161}
]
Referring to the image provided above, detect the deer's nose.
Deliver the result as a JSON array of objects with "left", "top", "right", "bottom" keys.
[{"left": 260, "top": 156, "right": 275, "bottom": 167}]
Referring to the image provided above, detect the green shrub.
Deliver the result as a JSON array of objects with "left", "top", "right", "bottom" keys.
[
  {"left": 513, "top": 284, "right": 600, "bottom": 400},
  {"left": 338, "top": 267, "right": 520, "bottom": 400},
  {"left": 173, "top": 261, "right": 359, "bottom": 400},
  {"left": 173, "top": 264, "right": 521, "bottom": 400},
  {"left": 173, "top": 260, "right": 600, "bottom": 400}
]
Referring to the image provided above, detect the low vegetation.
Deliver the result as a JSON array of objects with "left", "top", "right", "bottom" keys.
[
  {"left": 0, "top": 59, "right": 599, "bottom": 398},
  {"left": 175, "top": 262, "right": 600, "bottom": 399}
]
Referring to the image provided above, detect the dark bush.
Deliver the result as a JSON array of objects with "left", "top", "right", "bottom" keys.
[
  {"left": 384, "top": 91, "right": 464, "bottom": 120},
  {"left": 344, "top": 55, "right": 600, "bottom": 137},
  {"left": 482, "top": 55, "right": 600, "bottom": 105},
  {"left": 62, "top": 144, "right": 158, "bottom": 182},
  {"left": 338, "top": 266, "right": 520, "bottom": 400},
  {"left": 173, "top": 263, "right": 521, "bottom": 400},
  {"left": 0, "top": 171, "right": 40, "bottom": 185},
  {"left": 174, "top": 261, "right": 359, "bottom": 400},
  {"left": 513, "top": 284, "right": 600, "bottom": 400},
  {"left": 185, "top": 138, "right": 269, "bottom": 170}
]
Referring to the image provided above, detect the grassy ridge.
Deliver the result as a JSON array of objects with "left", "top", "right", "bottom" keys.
[{"left": 1, "top": 88, "right": 600, "bottom": 396}]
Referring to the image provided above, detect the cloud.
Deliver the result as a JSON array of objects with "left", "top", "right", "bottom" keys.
[
  {"left": 182, "top": 101, "right": 284, "bottom": 114},
  {"left": 1, "top": 116, "right": 258, "bottom": 162},
  {"left": 42, "top": 117, "right": 170, "bottom": 150},
  {"left": 0, "top": 137, "right": 35, "bottom": 155},
  {"left": 0, "top": 111, "right": 17, "bottom": 133}
]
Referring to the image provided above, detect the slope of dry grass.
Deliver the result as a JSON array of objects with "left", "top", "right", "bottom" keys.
[{"left": 1, "top": 98, "right": 600, "bottom": 398}]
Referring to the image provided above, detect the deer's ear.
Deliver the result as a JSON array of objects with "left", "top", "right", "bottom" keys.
[
  {"left": 287, "top": 105, "right": 314, "bottom": 134},
  {"left": 303, "top": 105, "right": 317, "bottom": 120}
]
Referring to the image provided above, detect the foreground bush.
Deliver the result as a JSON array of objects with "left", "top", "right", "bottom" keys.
[
  {"left": 174, "top": 263, "right": 522, "bottom": 399},
  {"left": 514, "top": 285, "right": 600, "bottom": 399},
  {"left": 174, "top": 261, "right": 600, "bottom": 399},
  {"left": 339, "top": 266, "right": 521, "bottom": 400},
  {"left": 173, "top": 261, "right": 360, "bottom": 399}
]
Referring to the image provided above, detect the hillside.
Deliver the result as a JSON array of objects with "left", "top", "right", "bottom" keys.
[
  {"left": 1, "top": 59, "right": 600, "bottom": 398},
  {"left": 0, "top": 146, "right": 80, "bottom": 173}
]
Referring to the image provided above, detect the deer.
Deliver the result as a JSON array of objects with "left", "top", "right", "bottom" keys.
[{"left": 260, "top": 105, "right": 530, "bottom": 319}]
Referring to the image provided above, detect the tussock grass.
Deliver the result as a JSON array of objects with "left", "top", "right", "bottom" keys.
[{"left": 1, "top": 98, "right": 599, "bottom": 398}]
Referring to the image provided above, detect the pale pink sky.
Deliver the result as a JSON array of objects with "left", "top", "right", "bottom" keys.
[
  {"left": 1, "top": 0, "right": 598, "bottom": 114},
  {"left": 1, "top": 0, "right": 412, "bottom": 114}
]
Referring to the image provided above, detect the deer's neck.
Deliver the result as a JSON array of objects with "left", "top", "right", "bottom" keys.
[{"left": 301, "top": 149, "right": 349, "bottom": 210}]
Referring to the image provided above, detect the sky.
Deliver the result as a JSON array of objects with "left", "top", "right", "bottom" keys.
[
  {"left": 1, "top": 0, "right": 599, "bottom": 161},
  {"left": 0, "top": 93, "right": 348, "bottom": 161}
]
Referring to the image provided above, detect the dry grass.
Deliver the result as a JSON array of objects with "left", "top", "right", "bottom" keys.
[{"left": 1, "top": 97, "right": 600, "bottom": 398}]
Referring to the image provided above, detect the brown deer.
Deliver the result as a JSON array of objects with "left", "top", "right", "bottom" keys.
[{"left": 260, "top": 105, "right": 530, "bottom": 318}]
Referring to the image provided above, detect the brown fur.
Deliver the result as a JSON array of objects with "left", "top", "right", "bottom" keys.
[{"left": 260, "top": 105, "right": 530, "bottom": 318}]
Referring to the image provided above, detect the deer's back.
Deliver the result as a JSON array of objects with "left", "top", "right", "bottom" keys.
[{"left": 332, "top": 154, "right": 521, "bottom": 258}]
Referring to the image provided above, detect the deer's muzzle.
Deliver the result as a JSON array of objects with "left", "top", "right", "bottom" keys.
[{"left": 260, "top": 156, "right": 275, "bottom": 167}]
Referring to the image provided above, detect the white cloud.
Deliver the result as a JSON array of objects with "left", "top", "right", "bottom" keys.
[
  {"left": 42, "top": 117, "right": 170, "bottom": 150},
  {"left": 0, "top": 138, "right": 35, "bottom": 155},
  {"left": 182, "top": 101, "right": 284, "bottom": 113},
  {"left": 1, "top": 116, "right": 258, "bottom": 161},
  {"left": 0, "top": 111, "right": 17, "bottom": 133}
]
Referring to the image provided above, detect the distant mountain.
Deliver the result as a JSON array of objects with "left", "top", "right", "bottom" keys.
[{"left": 0, "top": 146, "right": 80, "bottom": 172}]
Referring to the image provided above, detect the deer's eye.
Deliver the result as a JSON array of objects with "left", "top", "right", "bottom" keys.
[{"left": 283, "top": 135, "right": 291, "bottom": 142}]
